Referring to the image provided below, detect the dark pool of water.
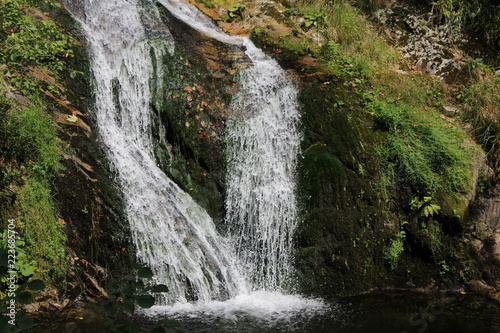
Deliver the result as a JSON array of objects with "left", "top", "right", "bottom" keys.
[{"left": 29, "top": 291, "right": 500, "bottom": 333}]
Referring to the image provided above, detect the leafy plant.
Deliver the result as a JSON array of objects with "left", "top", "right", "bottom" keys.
[
  {"left": 384, "top": 223, "right": 407, "bottom": 270},
  {"left": 225, "top": 3, "right": 246, "bottom": 22},
  {"left": 0, "top": 0, "right": 77, "bottom": 87},
  {"left": 320, "top": 41, "right": 341, "bottom": 59},
  {"left": 410, "top": 196, "right": 442, "bottom": 217},
  {"left": 0, "top": 230, "right": 36, "bottom": 284},
  {"left": 284, "top": 7, "right": 300, "bottom": 16},
  {"left": 103, "top": 264, "right": 180, "bottom": 332},
  {"left": 303, "top": 12, "right": 326, "bottom": 28}
]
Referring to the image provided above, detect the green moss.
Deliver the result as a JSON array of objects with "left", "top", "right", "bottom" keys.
[
  {"left": 301, "top": 143, "right": 345, "bottom": 201},
  {"left": 294, "top": 75, "right": 394, "bottom": 295}
]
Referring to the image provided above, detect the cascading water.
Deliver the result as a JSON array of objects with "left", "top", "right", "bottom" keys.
[
  {"left": 160, "top": 0, "right": 301, "bottom": 292},
  {"left": 63, "top": 0, "right": 325, "bottom": 320},
  {"left": 62, "top": 0, "right": 246, "bottom": 304},
  {"left": 224, "top": 42, "right": 301, "bottom": 291}
]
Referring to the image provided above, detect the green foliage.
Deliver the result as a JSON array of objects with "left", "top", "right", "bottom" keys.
[
  {"left": 19, "top": 178, "right": 67, "bottom": 282},
  {"left": 303, "top": 12, "right": 326, "bottom": 27},
  {"left": 0, "top": 0, "right": 77, "bottom": 93},
  {"left": 459, "top": 74, "right": 500, "bottom": 173},
  {"left": 384, "top": 224, "right": 406, "bottom": 270},
  {"left": 283, "top": 6, "right": 326, "bottom": 28},
  {"left": 320, "top": 41, "right": 342, "bottom": 59},
  {"left": 275, "top": 0, "right": 485, "bottom": 288},
  {"left": 406, "top": 0, "right": 500, "bottom": 49},
  {"left": 326, "top": 0, "right": 366, "bottom": 44},
  {"left": 0, "top": 246, "right": 46, "bottom": 332},
  {"left": 258, "top": 0, "right": 397, "bottom": 76},
  {"left": 12, "top": 100, "right": 63, "bottom": 178},
  {"left": 224, "top": 3, "right": 246, "bottom": 22},
  {"left": 104, "top": 264, "right": 179, "bottom": 332},
  {"left": 252, "top": 28, "right": 270, "bottom": 38},
  {"left": 366, "top": 90, "right": 474, "bottom": 198},
  {"left": 0, "top": 231, "right": 36, "bottom": 283},
  {"left": 0, "top": 91, "right": 62, "bottom": 184},
  {"left": 410, "top": 196, "right": 441, "bottom": 217},
  {"left": 0, "top": 90, "right": 67, "bottom": 283},
  {"left": 309, "top": 1, "right": 398, "bottom": 73},
  {"left": 0, "top": 86, "right": 68, "bottom": 286},
  {"left": 284, "top": 7, "right": 300, "bottom": 16}
]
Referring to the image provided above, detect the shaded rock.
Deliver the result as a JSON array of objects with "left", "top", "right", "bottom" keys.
[
  {"left": 442, "top": 105, "right": 460, "bottom": 117},
  {"left": 477, "top": 184, "right": 500, "bottom": 261},
  {"left": 468, "top": 279, "right": 496, "bottom": 294}
]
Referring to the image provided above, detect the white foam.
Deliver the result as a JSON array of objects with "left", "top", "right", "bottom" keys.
[{"left": 144, "top": 291, "right": 328, "bottom": 322}]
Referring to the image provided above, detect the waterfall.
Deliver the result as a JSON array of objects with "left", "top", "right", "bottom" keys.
[
  {"left": 63, "top": 0, "right": 322, "bottom": 315},
  {"left": 224, "top": 40, "right": 301, "bottom": 291},
  {"left": 62, "top": 0, "right": 246, "bottom": 304},
  {"left": 159, "top": 0, "right": 301, "bottom": 292}
]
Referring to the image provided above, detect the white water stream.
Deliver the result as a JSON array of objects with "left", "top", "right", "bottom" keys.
[
  {"left": 161, "top": 0, "right": 301, "bottom": 292},
  {"left": 63, "top": 0, "right": 325, "bottom": 320},
  {"left": 223, "top": 41, "right": 301, "bottom": 291}
]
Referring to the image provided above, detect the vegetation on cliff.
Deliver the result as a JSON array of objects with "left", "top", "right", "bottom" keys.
[{"left": 0, "top": 0, "right": 77, "bottom": 285}]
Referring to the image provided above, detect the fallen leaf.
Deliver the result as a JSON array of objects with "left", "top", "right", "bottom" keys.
[{"left": 67, "top": 114, "right": 78, "bottom": 122}]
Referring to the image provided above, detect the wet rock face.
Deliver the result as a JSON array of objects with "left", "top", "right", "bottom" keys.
[
  {"left": 158, "top": 4, "right": 250, "bottom": 80},
  {"left": 141, "top": 3, "right": 254, "bottom": 221}
]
